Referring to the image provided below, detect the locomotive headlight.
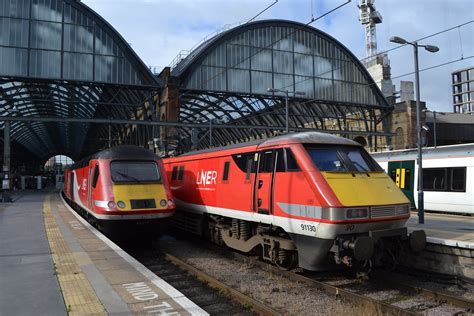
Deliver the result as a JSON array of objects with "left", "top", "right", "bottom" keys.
[
  {"left": 160, "top": 199, "right": 167, "bottom": 207},
  {"left": 346, "top": 208, "right": 368, "bottom": 219},
  {"left": 107, "top": 201, "right": 116, "bottom": 209},
  {"left": 117, "top": 201, "right": 126, "bottom": 209},
  {"left": 395, "top": 204, "right": 409, "bottom": 215},
  {"left": 167, "top": 199, "right": 175, "bottom": 207}
]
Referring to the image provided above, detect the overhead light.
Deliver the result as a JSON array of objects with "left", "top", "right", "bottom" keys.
[
  {"left": 389, "top": 36, "right": 408, "bottom": 45},
  {"left": 424, "top": 45, "right": 439, "bottom": 53}
]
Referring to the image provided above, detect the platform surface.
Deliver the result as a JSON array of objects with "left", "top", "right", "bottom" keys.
[
  {"left": 0, "top": 191, "right": 66, "bottom": 316},
  {"left": 0, "top": 190, "right": 207, "bottom": 316},
  {"left": 407, "top": 212, "right": 474, "bottom": 248}
]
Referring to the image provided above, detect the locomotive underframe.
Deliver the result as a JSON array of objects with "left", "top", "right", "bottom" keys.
[{"left": 172, "top": 209, "right": 426, "bottom": 271}]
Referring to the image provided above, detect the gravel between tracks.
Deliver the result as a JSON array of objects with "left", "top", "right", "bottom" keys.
[{"left": 157, "top": 239, "right": 378, "bottom": 315}]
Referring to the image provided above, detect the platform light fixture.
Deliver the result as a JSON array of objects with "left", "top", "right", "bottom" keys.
[
  {"left": 390, "top": 36, "right": 440, "bottom": 224},
  {"left": 267, "top": 88, "right": 306, "bottom": 134}
]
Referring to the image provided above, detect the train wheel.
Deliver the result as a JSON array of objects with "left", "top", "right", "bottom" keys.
[
  {"left": 275, "top": 249, "right": 298, "bottom": 270},
  {"left": 355, "top": 259, "right": 372, "bottom": 278}
]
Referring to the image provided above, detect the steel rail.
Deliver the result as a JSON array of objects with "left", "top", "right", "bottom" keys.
[
  {"left": 372, "top": 272, "right": 474, "bottom": 310},
  {"left": 164, "top": 253, "right": 282, "bottom": 316},
  {"left": 234, "top": 254, "right": 417, "bottom": 316}
]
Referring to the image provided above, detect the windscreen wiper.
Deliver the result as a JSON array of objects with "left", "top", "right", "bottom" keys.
[{"left": 115, "top": 171, "right": 141, "bottom": 183}]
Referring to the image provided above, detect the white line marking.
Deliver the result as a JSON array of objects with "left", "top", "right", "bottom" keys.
[
  {"left": 60, "top": 193, "right": 209, "bottom": 316},
  {"left": 426, "top": 237, "right": 474, "bottom": 250}
]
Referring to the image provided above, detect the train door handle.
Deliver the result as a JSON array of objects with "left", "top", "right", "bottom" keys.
[
  {"left": 258, "top": 180, "right": 263, "bottom": 189},
  {"left": 258, "top": 198, "right": 262, "bottom": 207}
]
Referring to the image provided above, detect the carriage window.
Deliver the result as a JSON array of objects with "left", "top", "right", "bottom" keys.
[
  {"left": 423, "top": 168, "right": 447, "bottom": 191},
  {"left": 92, "top": 165, "right": 100, "bottom": 188},
  {"left": 171, "top": 166, "right": 178, "bottom": 180},
  {"left": 110, "top": 161, "right": 161, "bottom": 183},
  {"left": 222, "top": 161, "right": 230, "bottom": 181},
  {"left": 177, "top": 166, "right": 185, "bottom": 180},
  {"left": 451, "top": 167, "right": 466, "bottom": 192}
]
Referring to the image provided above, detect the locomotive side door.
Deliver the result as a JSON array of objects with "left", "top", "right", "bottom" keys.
[{"left": 255, "top": 150, "right": 275, "bottom": 215}]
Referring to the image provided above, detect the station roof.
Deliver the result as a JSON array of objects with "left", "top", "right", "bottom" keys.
[
  {"left": 170, "top": 20, "right": 391, "bottom": 151},
  {"left": 0, "top": 0, "right": 159, "bottom": 162}
]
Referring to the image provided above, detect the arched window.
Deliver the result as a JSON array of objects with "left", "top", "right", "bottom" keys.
[
  {"left": 353, "top": 136, "right": 367, "bottom": 147},
  {"left": 394, "top": 127, "right": 404, "bottom": 150}
]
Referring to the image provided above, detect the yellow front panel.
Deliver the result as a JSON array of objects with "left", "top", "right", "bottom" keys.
[
  {"left": 322, "top": 172, "right": 409, "bottom": 207},
  {"left": 112, "top": 184, "right": 167, "bottom": 211}
]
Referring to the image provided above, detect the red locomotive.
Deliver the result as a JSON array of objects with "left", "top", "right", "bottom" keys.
[
  {"left": 163, "top": 132, "right": 425, "bottom": 271},
  {"left": 63, "top": 145, "right": 175, "bottom": 235}
]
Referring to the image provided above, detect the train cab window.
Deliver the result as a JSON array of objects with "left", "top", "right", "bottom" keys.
[
  {"left": 285, "top": 148, "right": 300, "bottom": 171},
  {"left": 171, "top": 166, "right": 178, "bottom": 180},
  {"left": 222, "top": 161, "right": 230, "bottom": 181},
  {"left": 177, "top": 166, "right": 185, "bottom": 180},
  {"left": 92, "top": 165, "right": 100, "bottom": 188},
  {"left": 306, "top": 145, "right": 381, "bottom": 172},
  {"left": 275, "top": 148, "right": 301, "bottom": 172},
  {"left": 451, "top": 167, "right": 466, "bottom": 192},
  {"left": 110, "top": 161, "right": 161, "bottom": 183},
  {"left": 258, "top": 151, "right": 275, "bottom": 173},
  {"left": 275, "top": 149, "right": 285, "bottom": 172}
]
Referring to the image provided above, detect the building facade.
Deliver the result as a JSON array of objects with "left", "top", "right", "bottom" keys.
[{"left": 452, "top": 66, "right": 474, "bottom": 114}]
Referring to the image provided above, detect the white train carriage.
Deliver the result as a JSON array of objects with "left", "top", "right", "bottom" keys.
[{"left": 371, "top": 144, "right": 474, "bottom": 215}]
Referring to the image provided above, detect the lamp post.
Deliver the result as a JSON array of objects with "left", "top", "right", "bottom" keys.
[
  {"left": 433, "top": 111, "right": 437, "bottom": 148},
  {"left": 390, "top": 36, "right": 439, "bottom": 224},
  {"left": 267, "top": 88, "right": 306, "bottom": 133}
]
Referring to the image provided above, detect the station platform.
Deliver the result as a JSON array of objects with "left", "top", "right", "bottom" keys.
[
  {"left": 407, "top": 212, "right": 474, "bottom": 249},
  {"left": 0, "top": 190, "right": 207, "bottom": 316}
]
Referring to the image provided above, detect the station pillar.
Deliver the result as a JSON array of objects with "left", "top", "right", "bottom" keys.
[{"left": 2, "top": 120, "right": 11, "bottom": 202}]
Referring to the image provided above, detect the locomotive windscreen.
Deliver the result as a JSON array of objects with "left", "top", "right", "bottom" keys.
[
  {"left": 306, "top": 145, "right": 383, "bottom": 173},
  {"left": 110, "top": 161, "right": 161, "bottom": 183}
]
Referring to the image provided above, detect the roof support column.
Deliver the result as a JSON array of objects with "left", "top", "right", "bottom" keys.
[{"left": 2, "top": 120, "right": 12, "bottom": 201}]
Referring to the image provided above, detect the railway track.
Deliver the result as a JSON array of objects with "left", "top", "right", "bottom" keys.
[
  {"left": 66, "top": 196, "right": 473, "bottom": 315},
  {"left": 154, "top": 236, "right": 474, "bottom": 315},
  {"left": 125, "top": 246, "right": 281, "bottom": 315}
]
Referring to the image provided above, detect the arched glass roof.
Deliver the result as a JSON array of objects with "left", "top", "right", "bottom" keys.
[
  {"left": 0, "top": 0, "right": 159, "bottom": 161},
  {"left": 171, "top": 20, "right": 391, "bottom": 151}
]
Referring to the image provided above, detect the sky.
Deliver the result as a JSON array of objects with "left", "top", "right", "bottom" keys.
[{"left": 82, "top": 0, "right": 474, "bottom": 112}]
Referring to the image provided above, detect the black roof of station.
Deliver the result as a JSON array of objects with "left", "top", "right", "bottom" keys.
[{"left": 0, "top": 0, "right": 159, "bottom": 164}]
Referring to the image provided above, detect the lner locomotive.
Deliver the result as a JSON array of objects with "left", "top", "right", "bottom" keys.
[
  {"left": 63, "top": 145, "right": 175, "bottom": 235},
  {"left": 164, "top": 132, "right": 425, "bottom": 271}
]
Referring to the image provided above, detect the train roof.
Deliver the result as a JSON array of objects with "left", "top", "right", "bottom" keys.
[
  {"left": 371, "top": 143, "right": 474, "bottom": 161},
  {"left": 70, "top": 145, "right": 159, "bottom": 169},
  {"left": 178, "top": 132, "right": 360, "bottom": 157}
]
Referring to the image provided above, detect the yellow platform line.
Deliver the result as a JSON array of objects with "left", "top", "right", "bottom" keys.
[{"left": 43, "top": 196, "right": 106, "bottom": 316}]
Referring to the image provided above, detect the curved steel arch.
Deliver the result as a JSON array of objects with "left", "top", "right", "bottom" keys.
[
  {"left": 0, "top": 0, "right": 160, "bottom": 164},
  {"left": 168, "top": 19, "right": 392, "bottom": 151}
]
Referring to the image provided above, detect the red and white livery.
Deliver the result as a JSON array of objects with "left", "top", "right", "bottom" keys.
[{"left": 164, "top": 132, "right": 425, "bottom": 271}]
